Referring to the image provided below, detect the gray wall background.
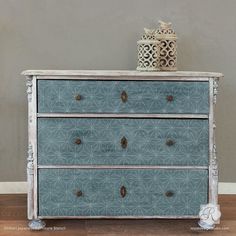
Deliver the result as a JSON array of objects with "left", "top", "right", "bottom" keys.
[{"left": 0, "top": 0, "right": 235, "bottom": 182}]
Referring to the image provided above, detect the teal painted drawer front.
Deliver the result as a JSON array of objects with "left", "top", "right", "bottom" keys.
[
  {"left": 38, "top": 169, "right": 208, "bottom": 216},
  {"left": 38, "top": 118, "right": 209, "bottom": 166},
  {"left": 37, "top": 80, "right": 209, "bottom": 114}
]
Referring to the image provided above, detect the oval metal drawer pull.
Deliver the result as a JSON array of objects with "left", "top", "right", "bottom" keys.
[
  {"left": 165, "top": 191, "right": 174, "bottom": 197},
  {"left": 75, "top": 138, "right": 82, "bottom": 145},
  {"left": 121, "top": 91, "right": 128, "bottom": 103},
  {"left": 166, "top": 95, "right": 174, "bottom": 102},
  {"left": 75, "top": 190, "right": 83, "bottom": 197},
  {"left": 166, "top": 139, "right": 175, "bottom": 146},
  {"left": 121, "top": 137, "right": 128, "bottom": 149},
  {"left": 75, "top": 94, "right": 82, "bottom": 101},
  {"left": 120, "top": 186, "right": 127, "bottom": 198}
]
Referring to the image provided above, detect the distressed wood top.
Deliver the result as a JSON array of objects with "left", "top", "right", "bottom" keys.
[{"left": 21, "top": 70, "right": 223, "bottom": 78}]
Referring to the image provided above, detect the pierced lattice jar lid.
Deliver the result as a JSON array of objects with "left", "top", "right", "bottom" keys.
[{"left": 156, "top": 21, "right": 177, "bottom": 39}]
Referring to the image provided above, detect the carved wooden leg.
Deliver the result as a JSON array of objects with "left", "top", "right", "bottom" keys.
[
  {"left": 198, "top": 203, "right": 221, "bottom": 230},
  {"left": 28, "top": 219, "right": 46, "bottom": 230}
]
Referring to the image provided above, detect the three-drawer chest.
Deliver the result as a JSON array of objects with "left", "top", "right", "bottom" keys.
[{"left": 22, "top": 70, "right": 223, "bottom": 230}]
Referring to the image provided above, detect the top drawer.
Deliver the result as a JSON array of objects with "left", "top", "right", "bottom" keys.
[{"left": 37, "top": 80, "right": 209, "bottom": 114}]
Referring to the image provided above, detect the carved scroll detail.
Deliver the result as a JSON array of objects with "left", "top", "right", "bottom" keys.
[
  {"left": 26, "top": 77, "right": 33, "bottom": 102},
  {"left": 210, "top": 144, "right": 218, "bottom": 178},
  {"left": 213, "top": 78, "right": 219, "bottom": 104},
  {"left": 27, "top": 143, "right": 34, "bottom": 175},
  {"left": 29, "top": 115, "right": 33, "bottom": 123}
]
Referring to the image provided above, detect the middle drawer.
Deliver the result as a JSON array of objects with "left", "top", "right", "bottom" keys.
[{"left": 38, "top": 118, "right": 209, "bottom": 166}]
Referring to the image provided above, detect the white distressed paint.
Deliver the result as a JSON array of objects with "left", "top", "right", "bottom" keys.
[
  {"left": 26, "top": 75, "right": 38, "bottom": 220},
  {"left": 37, "top": 165, "right": 209, "bottom": 169},
  {"left": 21, "top": 70, "right": 223, "bottom": 78},
  {"left": 208, "top": 78, "right": 215, "bottom": 204},
  {"left": 35, "top": 76, "right": 211, "bottom": 81},
  {"left": 26, "top": 75, "right": 34, "bottom": 220},
  {"left": 37, "top": 113, "right": 209, "bottom": 119}
]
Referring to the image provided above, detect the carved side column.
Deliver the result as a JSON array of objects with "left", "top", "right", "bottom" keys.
[
  {"left": 199, "top": 77, "right": 221, "bottom": 230},
  {"left": 26, "top": 76, "right": 34, "bottom": 220},
  {"left": 209, "top": 78, "right": 219, "bottom": 205},
  {"left": 26, "top": 76, "right": 46, "bottom": 230},
  {"left": 211, "top": 78, "right": 219, "bottom": 205}
]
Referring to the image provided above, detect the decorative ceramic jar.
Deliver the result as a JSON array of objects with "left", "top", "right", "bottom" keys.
[
  {"left": 137, "top": 28, "right": 160, "bottom": 71},
  {"left": 156, "top": 21, "right": 177, "bottom": 71}
]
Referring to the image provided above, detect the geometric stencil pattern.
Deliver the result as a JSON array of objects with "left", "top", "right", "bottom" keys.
[
  {"left": 38, "top": 169, "right": 208, "bottom": 216},
  {"left": 38, "top": 118, "right": 209, "bottom": 166},
  {"left": 37, "top": 80, "right": 209, "bottom": 114}
]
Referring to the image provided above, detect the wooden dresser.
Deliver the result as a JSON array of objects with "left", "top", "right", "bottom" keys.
[{"left": 22, "top": 70, "right": 223, "bottom": 230}]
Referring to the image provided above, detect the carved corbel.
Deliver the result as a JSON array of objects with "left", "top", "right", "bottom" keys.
[
  {"left": 210, "top": 144, "right": 218, "bottom": 178},
  {"left": 213, "top": 78, "right": 219, "bottom": 104},
  {"left": 27, "top": 143, "right": 34, "bottom": 175},
  {"left": 26, "top": 76, "right": 33, "bottom": 102}
]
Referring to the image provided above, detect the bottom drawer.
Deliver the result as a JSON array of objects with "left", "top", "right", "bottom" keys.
[{"left": 38, "top": 169, "right": 208, "bottom": 217}]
